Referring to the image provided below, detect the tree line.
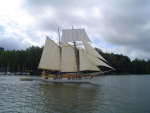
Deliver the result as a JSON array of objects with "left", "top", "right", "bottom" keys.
[
  {"left": 95, "top": 48, "right": 150, "bottom": 74},
  {"left": 0, "top": 46, "right": 43, "bottom": 75},
  {"left": 0, "top": 46, "right": 150, "bottom": 75}
]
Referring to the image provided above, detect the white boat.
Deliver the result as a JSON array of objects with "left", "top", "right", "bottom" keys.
[
  {"left": 22, "top": 72, "right": 30, "bottom": 75},
  {"left": 6, "top": 62, "right": 11, "bottom": 75},
  {"left": 0, "top": 65, "right": 5, "bottom": 75},
  {"left": 0, "top": 72, "right": 5, "bottom": 75},
  {"left": 15, "top": 72, "right": 22, "bottom": 75},
  {"left": 38, "top": 28, "right": 114, "bottom": 82},
  {"left": 11, "top": 72, "right": 15, "bottom": 75},
  {"left": 6, "top": 72, "right": 11, "bottom": 75}
]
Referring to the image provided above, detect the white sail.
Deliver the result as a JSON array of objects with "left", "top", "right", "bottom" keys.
[
  {"left": 61, "top": 43, "right": 77, "bottom": 72},
  {"left": 61, "top": 29, "right": 91, "bottom": 44},
  {"left": 86, "top": 54, "right": 114, "bottom": 69},
  {"left": 38, "top": 37, "right": 60, "bottom": 71},
  {"left": 82, "top": 40, "right": 107, "bottom": 62},
  {"left": 79, "top": 49, "right": 100, "bottom": 71}
]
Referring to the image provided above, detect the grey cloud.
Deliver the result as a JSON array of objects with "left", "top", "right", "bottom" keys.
[
  {"left": 0, "top": 36, "right": 29, "bottom": 50},
  {"left": 0, "top": 25, "right": 5, "bottom": 35},
  {"left": 1, "top": 0, "right": 150, "bottom": 60},
  {"left": 21, "top": 0, "right": 150, "bottom": 60},
  {"left": 0, "top": 24, "right": 41, "bottom": 50}
]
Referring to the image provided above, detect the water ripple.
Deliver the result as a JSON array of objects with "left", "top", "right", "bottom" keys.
[{"left": 0, "top": 75, "right": 150, "bottom": 113}]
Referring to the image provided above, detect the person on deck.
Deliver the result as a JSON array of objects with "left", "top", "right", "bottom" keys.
[
  {"left": 42, "top": 70, "right": 46, "bottom": 75},
  {"left": 44, "top": 70, "right": 48, "bottom": 79},
  {"left": 55, "top": 71, "right": 57, "bottom": 78},
  {"left": 59, "top": 72, "right": 62, "bottom": 79}
]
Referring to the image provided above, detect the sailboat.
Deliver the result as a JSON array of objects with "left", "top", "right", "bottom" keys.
[
  {"left": 0, "top": 64, "right": 5, "bottom": 75},
  {"left": 6, "top": 62, "right": 11, "bottom": 75},
  {"left": 38, "top": 28, "right": 114, "bottom": 82}
]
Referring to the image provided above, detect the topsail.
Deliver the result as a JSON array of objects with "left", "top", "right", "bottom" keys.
[{"left": 61, "top": 29, "right": 91, "bottom": 44}]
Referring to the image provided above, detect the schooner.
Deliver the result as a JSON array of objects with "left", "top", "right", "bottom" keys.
[{"left": 38, "top": 28, "right": 114, "bottom": 82}]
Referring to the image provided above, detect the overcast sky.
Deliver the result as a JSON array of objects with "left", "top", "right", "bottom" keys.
[{"left": 0, "top": 0, "right": 150, "bottom": 60}]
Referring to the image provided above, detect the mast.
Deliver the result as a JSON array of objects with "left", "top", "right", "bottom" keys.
[
  {"left": 58, "top": 27, "right": 61, "bottom": 71},
  {"left": 22, "top": 64, "right": 24, "bottom": 73},
  {"left": 73, "top": 41, "right": 79, "bottom": 75},
  {"left": 72, "top": 26, "right": 79, "bottom": 76},
  {"left": 7, "top": 62, "right": 9, "bottom": 72},
  {"left": 58, "top": 27, "right": 61, "bottom": 46},
  {"left": 0, "top": 64, "right": 2, "bottom": 72}
]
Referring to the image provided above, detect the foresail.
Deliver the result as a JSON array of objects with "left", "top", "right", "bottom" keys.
[
  {"left": 61, "top": 29, "right": 91, "bottom": 44},
  {"left": 86, "top": 54, "right": 114, "bottom": 70},
  {"left": 79, "top": 49, "right": 100, "bottom": 71},
  {"left": 61, "top": 43, "right": 77, "bottom": 72},
  {"left": 38, "top": 37, "right": 60, "bottom": 71},
  {"left": 82, "top": 40, "right": 107, "bottom": 62}
]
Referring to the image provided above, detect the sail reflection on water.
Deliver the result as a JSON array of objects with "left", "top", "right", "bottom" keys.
[{"left": 39, "top": 83, "right": 101, "bottom": 112}]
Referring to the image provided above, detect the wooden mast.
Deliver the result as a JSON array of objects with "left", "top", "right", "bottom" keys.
[
  {"left": 72, "top": 26, "right": 79, "bottom": 76},
  {"left": 58, "top": 27, "right": 61, "bottom": 46},
  {"left": 58, "top": 27, "right": 61, "bottom": 72}
]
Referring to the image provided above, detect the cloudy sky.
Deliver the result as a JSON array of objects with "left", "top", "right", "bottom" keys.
[{"left": 0, "top": 0, "right": 150, "bottom": 60}]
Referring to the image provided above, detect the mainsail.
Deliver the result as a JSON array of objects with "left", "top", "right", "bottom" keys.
[
  {"left": 61, "top": 43, "right": 77, "bottom": 72},
  {"left": 79, "top": 49, "right": 100, "bottom": 71},
  {"left": 38, "top": 37, "right": 60, "bottom": 71},
  {"left": 61, "top": 29, "right": 91, "bottom": 44}
]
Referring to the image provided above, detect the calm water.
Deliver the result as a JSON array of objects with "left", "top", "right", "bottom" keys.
[{"left": 0, "top": 75, "right": 150, "bottom": 113}]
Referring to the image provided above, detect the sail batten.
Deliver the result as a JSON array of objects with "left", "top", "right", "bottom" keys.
[
  {"left": 38, "top": 37, "right": 60, "bottom": 71},
  {"left": 61, "top": 29, "right": 91, "bottom": 44},
  {"left": 61, "top": 43, "right": 77, "bottom": 72}
]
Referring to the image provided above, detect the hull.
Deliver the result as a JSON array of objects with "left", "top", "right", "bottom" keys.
[
  {"left": 42, "top": 77, "right": 91, "bottom": 83},
  {"left": 41, "top": 73, "right": 94, "bottom": 83},
  {"left": 20, "top": 78, "right": 33, "bottom": 81}
]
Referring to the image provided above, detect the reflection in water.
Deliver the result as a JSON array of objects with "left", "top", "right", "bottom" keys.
[
  {"left": 0, "top": 75, "right": 101, "bottom": 113},
  {"left": 39, "top": 82, "right": 100, "bottom": 113},
  {"left": 1, "top": 75, "right": 150, "bottom": 113}
]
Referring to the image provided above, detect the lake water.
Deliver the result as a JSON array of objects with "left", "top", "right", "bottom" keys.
[{"left": 0, "top": 75, "right": 150, "bottom": 113}]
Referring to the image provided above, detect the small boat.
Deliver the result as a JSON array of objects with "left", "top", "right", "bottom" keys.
[
  {"left": 15, "top": 72, "right": 22, "bottom": 75},
  {"left": 38, "top": 28, "right": 114, "bottom": 82},
  {"left": 11, "top": 72, "right": 15, "bottom": 75},
  {"left": 22, "top": 72, "right": 30, "bottom": 75},
  {"left": 20, "top": 78, "right": 33, "bottom": 81},
  {"left": 6, "top": 72, "right": 11, "bottom": 75},
  {"left": 0, "top": 72, "right": 5, "bottom": 75}
]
